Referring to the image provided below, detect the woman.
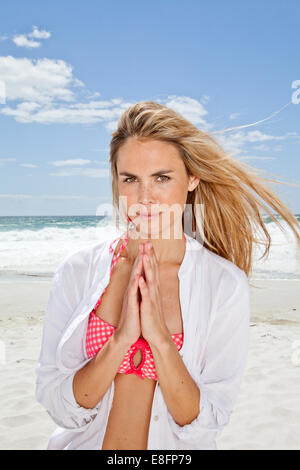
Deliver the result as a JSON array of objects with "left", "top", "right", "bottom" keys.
[{"left": 35, "top": 101, "right": 300, "bottom": 450}]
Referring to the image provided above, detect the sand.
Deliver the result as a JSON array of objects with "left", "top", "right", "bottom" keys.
[{"left": 0, "top": 278, "right": 299, "bottom": 450}]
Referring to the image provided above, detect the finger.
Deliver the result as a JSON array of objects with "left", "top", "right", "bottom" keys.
[
  {"left": 131, "top": 250, "right": 143, "bottom": 279},
  {"left": 144, "top": 247, "right": 160, "bottom": 299},
  {"left": 143, "top": 253, "right": 155, "bottom": 285},
  {"left": 138, "top": 275, "right": 149, "bottom": 296},
  {"left": 127, "top": 264, "right": 142, "bottom": 300},
  {"left": 149, "top": 246, "right": 159, "bottom": 286},
  {"left": 148, "top": 244, "right": 159, "bottom": 280},
  {"left": 130, "top": 273, "right": 140, "bottom": 290},
  {"left": 128, "top": 274, "right": 141, "bottom": 306}
]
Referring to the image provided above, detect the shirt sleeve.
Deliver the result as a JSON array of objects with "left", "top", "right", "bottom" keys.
[
  {"left": 167, "top": 269, "right": 251, "bottom": 448},
  {"left": 35, "top": 258, "right": 103, "bottom": 432}
]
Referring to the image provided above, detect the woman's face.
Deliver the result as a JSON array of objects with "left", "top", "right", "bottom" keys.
[{"left": 116, "top": 137, "right": 199, "bottom": 238}]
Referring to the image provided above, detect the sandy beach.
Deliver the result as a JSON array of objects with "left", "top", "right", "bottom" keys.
[{"left": 0, "top": 278, "right": 299, "bottom": 450}]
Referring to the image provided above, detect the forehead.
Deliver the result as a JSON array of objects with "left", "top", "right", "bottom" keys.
[{"left": 117, "top": 138, "right": 182, "bottom": 169}]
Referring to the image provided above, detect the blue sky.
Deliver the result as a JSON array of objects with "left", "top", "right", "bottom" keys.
[{"left": 0, "top": 0, "right": 300, "bottom": 216}]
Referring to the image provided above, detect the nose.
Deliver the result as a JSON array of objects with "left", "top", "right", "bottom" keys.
[{"left": 138, "top": 182, "right": 154, "bottom": 206}]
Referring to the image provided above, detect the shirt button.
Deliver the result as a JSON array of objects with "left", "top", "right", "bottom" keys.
[{"left": 153, "top": 415, "right": 159, "bottom": 421}]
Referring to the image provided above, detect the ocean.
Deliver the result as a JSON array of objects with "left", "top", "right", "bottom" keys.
[{"left": 0, "top": 214, "right": 299, "bottom": 282}]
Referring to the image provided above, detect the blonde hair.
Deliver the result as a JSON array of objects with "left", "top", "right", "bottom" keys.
[{"left": 109, "top": 101, "right": 300, "bottom": 283}]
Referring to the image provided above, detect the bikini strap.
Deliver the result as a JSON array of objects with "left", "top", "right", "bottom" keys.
[
  {"left": 109, "top": 232, "right": 128, "bottom": 253},
  {"left": 112, "top": 237, "right": 129, "bottom": 263}
]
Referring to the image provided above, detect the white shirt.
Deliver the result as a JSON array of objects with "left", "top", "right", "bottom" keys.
[{"left": 35, "top": 232, "right": 251, "bottom": 450}]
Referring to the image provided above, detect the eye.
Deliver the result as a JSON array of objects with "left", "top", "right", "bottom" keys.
[
  {"left": 123, "top": 176, "right": 135, "bottom": 183},
  {"left": 157, "top": 175, "right": 170, "bottom": 183},
  {"left": 122, "top": 175, "right": 170, "bottom": 183}
]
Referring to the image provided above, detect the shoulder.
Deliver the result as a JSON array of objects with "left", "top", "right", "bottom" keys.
[
  {"left": 54, "top": 238, "right": 109, "bottom": 283},
  {"left": 187, "top": 234, "right": 249, "bottom": 301},
  {"left": 49, "top": 238, "right": 111, "bottom": 313},
  {"left": 203, "top": 251, "right": 250, "bottom": 330},
  {"left": 203, "top": 245, "right": 247, "bottom": 281},
  {"left": 196, "top": 245, "right": 250, "bottom": 338}
]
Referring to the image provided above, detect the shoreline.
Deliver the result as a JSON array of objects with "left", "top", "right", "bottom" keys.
[{"left": 1, "top": 278, "right": 299, "bottom": 324}]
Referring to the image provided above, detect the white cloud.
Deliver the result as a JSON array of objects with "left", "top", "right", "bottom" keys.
[
  {"left": 50, "top": 159, "right": 91, "bottom": 167},
  {"left": 41, "top": 194, "right": 89, "bottom": 200},
  {"left": 0, "top": 56, "right": 81, "bottom": 105},
  {"left": 0, "top": 193, "right": 93, "bottom": 200},
  {"left": 22, "top": 102, "right": 125, "bottom": 124},
  {"left": 0, "top": 55, "right": 134, "bottom": 125},
  {"left": 215, "top": 130, "right": 287, "bottom": 156},
  {"left": 0, "top": 55, "right": 213, "bottom": 131},
  {"left": 12, "top": 26, "right": 51, "bottom": 48},
  {"left": 17, "top": 102, "right": 42, "bottom": 112},
  {"left": 244, "top": 130, "right": 285, "bottom": 142},
  {"left": 238, "top": 155, "right": 276, "bottom": 161},
  {"left": 0, "top": 157, "right": 17, "bottom": 166},
  {"left": 13, "top": 35, "right": 40, "bottom": 48},
  {"left": 28, "top": 26, "right": 51, "bottom": 40},
  {"left": 229, "top": 112, "right": 241, "bottom": 120},
  {"left": 20, "top": 163, "right": 38, "bottom": 168},
  {"left": 253, "top": 144, "right": 283, "bottom": 152},
  {"left": 0, "top": 51, "right": 294, "bottom": 165},
  {"left": 163, "top": 95, "right": 212, "bottom": 131},
  {"left": 286, "top": 132, "right": 300, "bottom": 140},
  {"left": 253, "top": 144, "right": 271, "bottom": 151},
  {"left": 0, "top": 193, "right": 32, "bottom": 199},
  {"left": 93, "top": 160, "right": 109, "bottom": 165},
  {"left": 104, "top": 119, "right": 119, "bottom": 131}
]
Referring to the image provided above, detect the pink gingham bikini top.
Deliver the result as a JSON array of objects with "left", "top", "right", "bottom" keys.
[{"left": 85, "top": 233, "right": 185, "bottom": 380}]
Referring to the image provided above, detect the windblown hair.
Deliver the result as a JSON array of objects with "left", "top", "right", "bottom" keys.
[{"left": 109, "top": 101, "right": 300, "bottom": 282}]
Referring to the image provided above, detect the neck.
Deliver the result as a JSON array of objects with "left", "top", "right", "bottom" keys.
[{"left": 126, "top": 226, "right": 186, "bottom": 266}]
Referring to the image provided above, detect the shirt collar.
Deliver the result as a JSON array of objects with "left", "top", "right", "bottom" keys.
[{"left": 178, "top": 232, "right": 203, "bottom": 278}]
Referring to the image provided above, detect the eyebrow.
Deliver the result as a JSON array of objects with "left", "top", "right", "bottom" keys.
[{"left": 119, "top": 170, "right": 174, "bottom": 177}]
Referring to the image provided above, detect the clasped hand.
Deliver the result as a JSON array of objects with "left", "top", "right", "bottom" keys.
[{"left": 137, "top": 241, "right": 170, "bottom": 348}]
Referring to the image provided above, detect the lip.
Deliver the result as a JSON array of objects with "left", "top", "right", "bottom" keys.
[{"left": 138, "top": 212, "right": 161, "bottom": 218}]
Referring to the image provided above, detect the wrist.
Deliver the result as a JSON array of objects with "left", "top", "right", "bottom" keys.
[
  {"left": 113, "top": 329, "right": 134, "bottom": 352},
  {"left": 148, "top": 330, "right": 173, "bottom": 352}
]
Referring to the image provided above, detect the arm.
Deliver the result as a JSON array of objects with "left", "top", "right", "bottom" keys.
[
  {"left": 35, "top": 254, "right": 130, "bottom": 431},
  {"left": 150, "top": 338, "right": 200, "bottom": 427},
  {"left": 152, "top": 270, "right": 251, "bottom": 447},
  {"left": 73, "top": 330, "right": 131, "bottom": 409}
]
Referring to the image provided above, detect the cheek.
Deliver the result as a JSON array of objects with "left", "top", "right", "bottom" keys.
[
  {"left": 160, "top": 186, "right": 188, "bottom": 220},
  {"left": 118, "top": 184, "right": 136, "bottom": 203},
  {"left": 160, "top": 184, "right": 186, "bottom": 204},
  {"left": 118, "top": 188, "right": 140, "bottom": 217}
]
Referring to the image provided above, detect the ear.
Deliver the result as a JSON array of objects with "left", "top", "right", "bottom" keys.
[{"left": 188, "top": 175, "right": 200, "bottom": 192}]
